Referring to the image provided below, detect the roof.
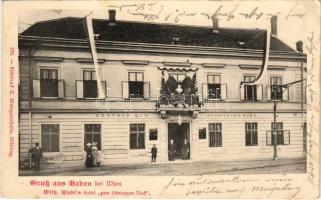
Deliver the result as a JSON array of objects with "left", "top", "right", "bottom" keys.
[{"left": 21, "top": 17, "right": 296, "bottom": 52}]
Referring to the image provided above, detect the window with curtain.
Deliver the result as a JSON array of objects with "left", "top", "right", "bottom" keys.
[
  {"left": 83, "top": 70, "right": 98, "bottom": 98},
  {"left": 245, "top": 122, "right": 258, "bottom": 146},
  {"left": 244, "top": 76, "right": 257, "bottom": 101},
  {"left": 130, "top": 124, "right": 145, "bottom": 149},
  {"left": 128, "top": 72, "right": 144, "bottom": 98},
  {"left": 209, "top": 123, "right": 222, "bottom": 147},
  {"left": 40, "top": 69, "right": 58, "bottom": 97},
  {"left": 84, "top": 124, "right": 101, "bottom": 150},
  {"left": 41, "top": 124, "right": 60, "bottom": 152},
  {"left": 208, "top": 75, "right": 221, "bottom": 99},
  {"left": 270, "top": 77, "right": 283, "bottom": 100}
]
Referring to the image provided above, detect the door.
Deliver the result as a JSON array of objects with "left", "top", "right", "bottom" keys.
[{"left": 168, "top": 123, "right": 190, "bottom": 160}]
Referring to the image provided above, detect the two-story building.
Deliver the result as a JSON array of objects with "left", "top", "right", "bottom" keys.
[{"left": 18, "top": 10, "right": 306, "bottom": 166}]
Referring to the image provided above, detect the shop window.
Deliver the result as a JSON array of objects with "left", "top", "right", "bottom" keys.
[
  {"left": 84, "top": 124, "right": 101, "bottom": 150},
  {"left": 41, "top": 124, "right": 60, "bottom": 152},
  {"left": 130, "top": 124, "right": 145, "bottom": 149},
  {"left": 245, "top": 122, "right": 258, "bottom": 146},
  {"left": 209, "top": 123, "right": 222, "bottom": 147}
]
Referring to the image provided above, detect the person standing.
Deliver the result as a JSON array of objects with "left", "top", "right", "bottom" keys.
[
  {"left": 28, "top": 143, "right": 36, "bottom": 169},
  {"left": 182, "top": 139, "right": 190, "bottom": 160},
  {"left": 30, "top": 142, "right": 43, "bottom": 171},
  {"left": 92, "top": 142, "right": 98, "bottom": 167},
  {"left": 168, "top": 139, "right": 176, "bottom": 161},
  {"left": 85, "top": 143, "right": 93, "bottom": 168},
  {"left": 151, "top": 144, "right": 157, "bottom": 163}
]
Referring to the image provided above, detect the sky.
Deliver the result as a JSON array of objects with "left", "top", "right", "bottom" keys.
[{"left": 18, "top": 1, "right": 308, "bottom": 51}]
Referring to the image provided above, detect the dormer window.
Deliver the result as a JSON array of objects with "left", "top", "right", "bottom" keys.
[{"left": 172, "top": 37, "right": 181, "bottom": 45}]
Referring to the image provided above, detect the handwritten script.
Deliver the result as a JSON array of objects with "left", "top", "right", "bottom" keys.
[
  {"left": 160, "top": 176, "right": 301, "bottom": 198},
  {"left": 108, "top": 2, "right": 306, "bottom": 23}
]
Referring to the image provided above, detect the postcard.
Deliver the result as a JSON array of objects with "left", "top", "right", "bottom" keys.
[{"left": 1, "top": 0, "right": 320, "bottom": 198}]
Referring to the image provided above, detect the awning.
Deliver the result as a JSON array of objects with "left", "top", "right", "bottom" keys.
[{"left": 157, "top": 66, "right": 198, "bottom": 72}]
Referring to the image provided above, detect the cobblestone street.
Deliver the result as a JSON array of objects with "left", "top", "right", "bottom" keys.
[{"left": 20, "top": 158, "right": 306, "bottom": 176}]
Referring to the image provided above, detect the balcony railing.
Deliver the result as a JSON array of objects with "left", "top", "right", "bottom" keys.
[
  {"left": 157, "top": 94, "right": 202, "bottom": 111},
  {"left": 266, "top": 130, "right": 290, "bottom": 145},
  {"left": 33, "top": 79, "right": 64, "bottom": 98}
]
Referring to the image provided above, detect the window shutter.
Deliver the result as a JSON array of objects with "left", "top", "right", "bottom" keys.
[
  {"left": 58, "top": 80, "right": 64, "bottom": 98},
  {"left": 33, "top": 80, "right": 40, "bottom": 98},
  {"left": 283, "top": 88, "right": 289, "bottom": 101},
  {"left": 289, "top": 86, "right": 295, "bottom": 101},
  {"left": 144, "top": 82, "right": 150, "bottom": 99},
  {"left": 266, "top": 85, "right": 271, "bottom": 100},
  {"left": 122, "top": 81, "right": 129, "bottom": 99},
  {"left": 76, "top": 80, "right": 84, "bottom": 99},
  {"left": 240, "top": 85, "right": 245, "bottom": 101},
  {"left": 256, "top": 84, "right": 263, "bottom": 100},
  {"left": 100, "top": 81, "right": 107, "bottom": 98},
  {"left": 202, "top": 83, "right": 208, "bottom": 100},
  {"left": 221, "top": 84, "right": 227, "bottom": 100},
  {"left": 105, "top": 81, "right": 108, "bottom": 97}
]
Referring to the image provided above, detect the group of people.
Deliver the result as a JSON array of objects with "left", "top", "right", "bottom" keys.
[
  {"left": 168, "top": 139, "right": 190, "bottom": 161},
  {"left": 29, "top": 142, "right": 43, "bottom": 170},
  {"left": 151, "top": 139, "right": 190, "bottom": 163},
  {"left": 85, "top": 142, "right": 100, "bottom": 168},
  {"left": 29, "top": 140, "right": 190, "bottom": 169}
]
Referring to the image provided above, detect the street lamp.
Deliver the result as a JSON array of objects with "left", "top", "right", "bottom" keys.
[{"left": 272, "top": 79, "right": 306, "bottom": 160}]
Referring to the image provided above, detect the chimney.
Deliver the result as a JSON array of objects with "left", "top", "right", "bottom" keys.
[
  {"left": 270, "top": 16, "right": 278, "bottom": 36},
  {"left": 296, "top": 40, "right": 303, "bottom": 53},
  {"left": 212, "top": 16, "right": 219, "bottom": 34},
  {"left": 108, "top": 9, "right": 116, "bottom": 26}
]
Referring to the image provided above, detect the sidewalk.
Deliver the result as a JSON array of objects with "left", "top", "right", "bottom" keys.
[{"left": 20, "top": 157, "right": 306, "bottom": 176}]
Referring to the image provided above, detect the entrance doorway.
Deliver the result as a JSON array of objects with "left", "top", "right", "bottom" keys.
[{"left": 168, "top": 123, "right": 190, "bottom": 160}]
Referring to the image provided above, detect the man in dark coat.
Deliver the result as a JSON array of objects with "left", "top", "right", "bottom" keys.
[
  {"left": 151, "top": 144, "right": 157, "bottom": 163},
  {"left": 85, "top": 143, "right": 93, "bottom": 168},
  {"left": 29, "top": 142, "right": 43, "bottom": 170},
  {"left": 168, "top": 139, "right": 176, "bottom": 161},
  {"left": 182, "top": 139, "right": 190, "bottom": 160}
]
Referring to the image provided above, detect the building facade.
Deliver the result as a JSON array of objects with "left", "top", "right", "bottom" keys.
[{"left": 18, "top": 12, "right": 307, "bottom": 166}]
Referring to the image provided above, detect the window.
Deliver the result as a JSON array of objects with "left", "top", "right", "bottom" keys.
[
  {"left": 129, "top": 72, "right": 144, "bottom": 98},
  {"left": 244, "top": 76, "right": 257, "bottom": 101},
  {"left": 130, "top": 124, "right": 145, "bottom": 149},
  {"left": 271, "top": 122, "right": 284, "bottom": 145},
  {"left": 270, "top": 77, "right": 283, "bottom": 100},
  {"left": 245, "top": 123, "right": 258, "bottom": 146},
  {"left": 169, "top": 73, "right": 186, "bottom": 82},
  {"left": 83, "top": 70, "right": 97, "bottom": 98},
  {"left": 41, "top": 124, "right": 59, "bottom": 152},
  {"left": 84, "top": 124, "right": 101, "bottom": 150},
  {"left": 40, "top": 69, "right": 58, "bottom": 97},
  {"left": 209, "top": 123, "right": 222, "bottom": 147},
  {"left": 199, "top": 127, "right": 206, "bottom": 139},
  {"left": 208, "top": 75, "right": 221, "bottom": 99},
  {"left": 149, "top": 129, "right": 158, "bottom": 140}
]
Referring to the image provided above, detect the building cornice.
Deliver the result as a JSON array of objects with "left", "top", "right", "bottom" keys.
[{"left": 19, "top": 35, "right": 307, "bottom": 62}]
